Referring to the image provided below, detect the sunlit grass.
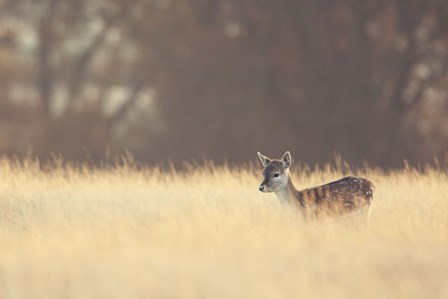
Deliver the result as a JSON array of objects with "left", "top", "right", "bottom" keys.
[{"left": 0, "top": 159, "right": 447, "bottom": 298}]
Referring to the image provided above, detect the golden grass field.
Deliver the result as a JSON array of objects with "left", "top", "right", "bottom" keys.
[{"left": 0, "top": 158, "right": 447, "bottom": 299}]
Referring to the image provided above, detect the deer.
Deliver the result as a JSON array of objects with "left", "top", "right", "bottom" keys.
[{"left": 257, "top": 151, "right": 374, "bottom": 219}]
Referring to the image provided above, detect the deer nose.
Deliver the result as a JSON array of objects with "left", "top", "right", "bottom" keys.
[{"left": 259, "top": 184, "right": 266, "bottom": 192}]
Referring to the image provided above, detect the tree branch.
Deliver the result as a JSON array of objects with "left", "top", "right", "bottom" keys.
[
  {"left": 37, "top": 0, "right": 60, "bottom": 120},
  {"left": 389, "top": 0, "right": 428, "bottom": 114},
  {"left": 64, "top": 2, "right": 136, "bottom": 115},
  {"left": 65, "top": 20, "right": 114, "bottom": 107},
  {"left": 107, "top": 81, "right": 143, "bottom": 127}
]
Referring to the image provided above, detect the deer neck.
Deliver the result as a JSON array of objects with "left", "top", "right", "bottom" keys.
[{"left": 275, "top": 176, "right": 299, "bottom": 204}]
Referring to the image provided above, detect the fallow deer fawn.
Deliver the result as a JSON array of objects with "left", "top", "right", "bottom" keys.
[{"left": 257, "top": 151, "right": 374, "bottom": 218}]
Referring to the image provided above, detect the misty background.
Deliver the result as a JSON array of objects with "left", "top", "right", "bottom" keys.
[{"left": 0, "top": 0, "right": 447, "bottom": 168}]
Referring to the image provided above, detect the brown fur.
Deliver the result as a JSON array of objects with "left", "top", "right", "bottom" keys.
[
  {"left": 293, "top": 176, "right": 374, "bottom": 217},
  {"left": 258, "top": 151, "right": 374, "bottom": 217}
]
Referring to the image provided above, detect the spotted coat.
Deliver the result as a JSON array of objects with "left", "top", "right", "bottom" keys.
[
  {"left": 257, "top": 151, "right": 374, "bottom": 218},
  {"left": 294, "top": 176, "right": 374, "bottom": 215}
]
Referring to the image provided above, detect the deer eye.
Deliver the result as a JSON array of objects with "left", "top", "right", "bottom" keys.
[{"left": 273, "top": 173, "right": 280, "bottom": 178}]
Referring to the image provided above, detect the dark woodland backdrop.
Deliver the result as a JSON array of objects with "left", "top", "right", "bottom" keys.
[{"left": 0, "top": 0, "right": 448, "bottom": 168}]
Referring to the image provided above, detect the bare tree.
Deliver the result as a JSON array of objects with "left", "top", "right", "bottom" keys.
[
  {"left": 0, "top": 0, "right": 447, "bottom": 167},
  {"left": 0, "top": 0, "right": 155, "bottom": 161}
]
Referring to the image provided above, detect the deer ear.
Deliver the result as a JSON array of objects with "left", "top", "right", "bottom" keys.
[
  {"left": 257, "top": 152, "right": 271, "bottom": 167},
  {"left": 281, "top": 151, "right": 291, "bottom": 169}
]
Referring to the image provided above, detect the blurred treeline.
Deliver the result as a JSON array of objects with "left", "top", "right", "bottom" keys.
[{"left": 0, "top": 0, "right": 447, "bottom": 168}]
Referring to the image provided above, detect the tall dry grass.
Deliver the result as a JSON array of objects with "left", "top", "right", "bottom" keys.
[{"left": 0, "top": 159, "right": 447, "bottom": 299}]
